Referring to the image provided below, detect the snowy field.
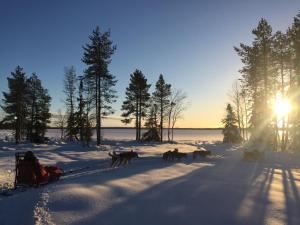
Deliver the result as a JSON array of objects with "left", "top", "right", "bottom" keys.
[{"left": 1, "top": 130, "right": 300, "bottom": 225}]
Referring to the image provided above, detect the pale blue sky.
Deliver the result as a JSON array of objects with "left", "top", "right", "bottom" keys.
[{"left": 1, "top": 0, "right": 299, "bottom": 127}]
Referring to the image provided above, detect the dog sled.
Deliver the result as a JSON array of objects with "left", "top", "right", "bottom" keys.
[{"left": 14, "top": 151, "right": 62, "bottom": 188}]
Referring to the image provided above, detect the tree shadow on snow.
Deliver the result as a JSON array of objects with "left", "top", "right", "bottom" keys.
[{"left": 65, "top": 153, "right": 300, "bottom": 225}]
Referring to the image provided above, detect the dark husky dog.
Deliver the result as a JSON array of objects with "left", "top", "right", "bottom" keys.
[
  {"left": 173, "top": 151, "right": 188, "bottom": 160},
  {"left": 108, "top": 151, "right": 120, "bottom": 167},
  {"left": 163, "top": 149, "right": 187, "bottom": 161},
  {"left": 162, "top": 149, "right": 178, "bottom": 161},
  {"left": 162, "top": 150, "right": 172, "bottom": 161},
  {"left": 109, "top": 150, "right": 139, "bottom": 167},
  {"left": 192, "top": 150, "right": 211, "bottom": 159}
]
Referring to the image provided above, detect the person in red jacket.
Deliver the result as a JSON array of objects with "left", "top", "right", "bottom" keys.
[{"left": 17, "top": 151, "right": 62, "bottom": 186}]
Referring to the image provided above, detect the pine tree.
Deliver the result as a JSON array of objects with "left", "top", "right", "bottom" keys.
[
  {"left": 64, "top": 66, "right": 77, "bottom": 141},
  {"left": 222, "top": 104, "right": 242, "bottom": 143},
  {"left": 144, "top": 103, "right": 159, "bottom": 129},
  {"left": 290, "top": 13, "right": 300, "bottom": 150},
  {"left": 252, "top": 19, "right": 275, "bottom": 147},
  {"left": 121, "top": 69, "right": 151, "bottom": 141},
  {"left": 82, "top": 75, "right": 94, "bottom": 147},
  {"left": 75, "top": 76, "right": 94, "bottom": 146},
  {"left": 27, "top": 73, "right": 51, "bottom": 143},
  {"left": 234, "top": 12, "right": 300, "bottom": 151},
  {"left": 153, "top": 74, "right": 171, "bottom": 141},
  {"left": 1, "top": 66, "right": 29, "bottom": 143},
  {"left": 235, "top": 19, "right": 275, "bottom": 148},
  {"left": 272, "top": 31, "right": 291, "bottom": 150},
  {"left": 142, "top": 100, "right": 160, "bottom": 142},
  {"left": 82, "top": 26, "right": 117, "bottom": 146}
]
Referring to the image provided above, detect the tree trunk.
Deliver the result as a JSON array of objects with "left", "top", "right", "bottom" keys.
[
  {"left": 283, "top": 66, "right": 293, "bottom": 150},
  {"left": 15, "top": 117, "right": 19, "bottom": 144},
  {"left": 98, "top": 75, "right": 102, "bottom": 146},
  {"left": 243, "top": 95, "right": 248, "bottom": 140},
  {"left": 171, "top": 118, "right": 176, "bottom": 141},
  {"left": 138, "top": 91, "right": 142, "bottom": 141},
  {"left": 236, "top": 91, "right": 241, "bottom": 138},
  {"left": 30, "top": 94, "right": 35, "bottom": 142},
  {"left": 96, "top": 75, "right": 100, "bottom": 146},
  {"left": 160, "top": 98, "right": 163, "bottom": 142},
  {"left": 135, "top": 98, "right": 139, "bottom": 141},
  {"left": 280, "top": 57, "right": 285, "bottom": 151},
  {"left": 274, "top": 114, "right": 279, "bottom": 151},
  {"left": 167, "top": 105, "right": 172, "bottom": 142}
]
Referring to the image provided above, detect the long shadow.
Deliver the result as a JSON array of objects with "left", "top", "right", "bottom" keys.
[
  {"left": 59, "top": 147, "right": 300, "bottom": 225},
  {"left": 4, "top": 142, "right": 300, "bottom": 225},
  {"left": 242, "top": 166, "right": 274, "bottom": 225},
  {"left": 50, "top": 151, "right": 272, "bottom": 225},
  {"left": 282, "top": 167, "right": 300, "bottom": 225},
  {"left": 57, "top": 157, "right": 195, "bottom": 188},
  {"left": 0, "top": 186, "right": 44, "bottom": 225}
]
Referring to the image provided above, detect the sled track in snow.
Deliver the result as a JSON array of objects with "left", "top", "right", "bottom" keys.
[{"left": 0, "top": 153, "right": 219, "bottom": 198}]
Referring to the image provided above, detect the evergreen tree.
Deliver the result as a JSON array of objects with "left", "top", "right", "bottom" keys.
[
  {"left": 153, "top": 74, "right": 171, "bottom": 141},
  {"left": 222, "top": 104, "right": 242, "bottom": 143},
  {"left": 234, "top": 12, "right": 300, "bottom": 151},
  {"left": 142, "top": 100, "right": 160, "bottom": 142},
  {"left": 82, "top": 26, "right": 117, "bottom": 146},
  {"left": 235, "top": 44, "right": 260, "bottom": 131},
  {"left": 144, "top": 101, "right": 159, "bottom": 129},
  {"left": 82, "top": 75, "right": 94, "bottom": 147},
  {"left": 235, "top": 19, "right": 275, "bottom": 148},
  {"left": 64, "top": 66, "right": 77, "bottom": 141},
  {"left": 121, "top": 69, "right": 151, "bottom": 141},
  {"left": 252, "top": 19, "right": 275, "bottom": 147},
  {"left": 27, "top": 73, "right": 51, "bottom": 143},
  {"left": 272, "top": 31, "right": 291, "bottom": 150},
  {"left": 1, "top": 66, "right": 29, "bottom": 143},
  {"left": 75, "top": 76, "right": 94, "bottom": 146},
  {"left": 290, "top": 13, "right": 300, "bottom": 150}
]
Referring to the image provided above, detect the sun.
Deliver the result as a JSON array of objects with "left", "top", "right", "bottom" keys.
[{"left": 274, "top": 98, "right": 291, "bottom": 118}]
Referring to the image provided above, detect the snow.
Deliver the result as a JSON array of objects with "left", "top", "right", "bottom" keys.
[{"left": 1, "top": 132, "right": 300, "bottom": 225}]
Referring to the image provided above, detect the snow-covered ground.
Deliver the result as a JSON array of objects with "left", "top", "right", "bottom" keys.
[{"left": 1, "top": 131, "right": 300, "bottom": 225}]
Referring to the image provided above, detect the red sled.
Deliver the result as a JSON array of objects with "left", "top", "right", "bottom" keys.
[{"left": 14, "top": 152, "right": 62, "bottom": 188}]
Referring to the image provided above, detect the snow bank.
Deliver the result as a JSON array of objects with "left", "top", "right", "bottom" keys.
[{"left": 1, "top": 138, "right": 300, "bottom": 225}]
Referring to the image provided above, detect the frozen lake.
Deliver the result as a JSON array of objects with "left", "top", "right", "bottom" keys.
[
  {"left": 0, "top": 128, "right": 223, "bottom": 142},
  {"left": 46, "top": 128, "right": 223, "bottom": 142}
]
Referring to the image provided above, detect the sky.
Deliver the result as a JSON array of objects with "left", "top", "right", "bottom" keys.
[{"left": 0, "top": 0, "right": 300, "bottom": 128}]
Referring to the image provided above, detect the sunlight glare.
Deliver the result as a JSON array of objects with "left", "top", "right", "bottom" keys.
[{"left": 274, "top": 98, "right": 291, "bottom": 118}]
